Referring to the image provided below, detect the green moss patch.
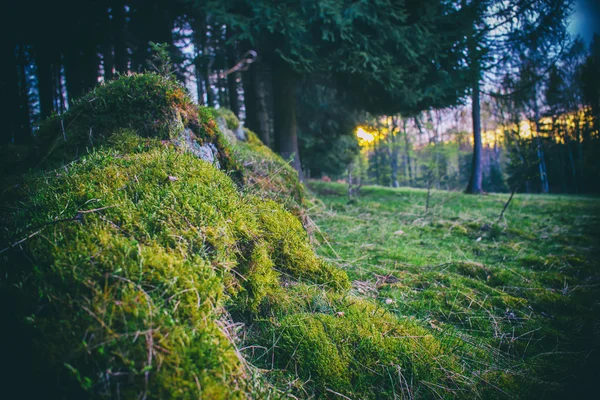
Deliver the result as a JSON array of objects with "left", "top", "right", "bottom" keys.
[
  {"left": 0, "top": 126, "right": 347, "bottom": 397},
  {"left": 30, "top": 73, "right": 240, "bottom": 176},
  {"left": 235, "top": 129, "right": 306, "bottom": 214}
]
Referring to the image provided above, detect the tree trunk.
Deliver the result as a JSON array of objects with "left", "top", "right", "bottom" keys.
[
  {"left": 82, "top": 36, "right": 100, "bottom": 94},
  {"left": 36, "top": 47, "right": 55, "bottom": 119},
  {"left": 103, "top": 43, "right": 114, "bottom": 81},
  {"left": 63, "top": 46, "right": 81, "bottom": 105},
  {"left": 227, "top": 72, "right": 240, "bottom": 116},
  {"left": 226, "top": 34, "right": 240, "bottom": 116},
  {"left": 567, "top": 139, "right": 577, "bottom": 193},
  {"left": 242, "top": 65, "right": 258, "bottom": 132},
  {"left": 1, "top": 42, "right": 20, "bottom": 143},
  {"left": 254, "top": 59, "right": 272, "bottom": 147},
  {"left": 195, "top": 67, "right": 205, "bottom": 105},
  {"left": 466, "top": 75, "right": 483, "bottom": 194},
  {"left": 390, "top": 117, "right": 399, "bottom": 187},
  {"left": 191, "top": 14, "right": 207, "bottom": 105},
  {"left": 533, "top": 100, "right": 549, "bottom": 193},
  {"left": 403, "top": 119, "right": 412, "bottom": 186},
  {"left": 272, "top": 57, "right": 302, "bottom": 178},
  {"left": 113, "top": 1, "right": 128, "bottom": 74},
  {"left": 16, "top": 45, "right": 31, "bottom": 142}
]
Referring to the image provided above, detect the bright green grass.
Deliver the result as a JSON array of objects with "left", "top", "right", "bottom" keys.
[{"left": 308, "top": 181, "right": 600, "bottom": 398}]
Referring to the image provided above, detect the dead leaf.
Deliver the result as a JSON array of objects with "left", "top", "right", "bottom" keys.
[{"left": 393, "top": 229, "right": 405, "bottom": 236}]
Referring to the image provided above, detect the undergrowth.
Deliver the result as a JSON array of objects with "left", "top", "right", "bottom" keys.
[{"left": 308, "top": 181, "right": 600, "bottom": 398}]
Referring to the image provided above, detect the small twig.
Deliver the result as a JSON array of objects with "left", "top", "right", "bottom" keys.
[
  {"left": 325, "top": 388, "right": 353, "bottom": 400},
  {"left": 0, "top": 228, "right": 44, "bottom": 254},
  {"left": 497, "top": 184, "right": 519, "bottom": 224},
  {"left": 78, "top": 205, "right": 116, "bottom": 214}
]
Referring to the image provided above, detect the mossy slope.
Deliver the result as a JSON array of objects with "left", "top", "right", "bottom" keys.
[
  {"left": 0, "top": 75, "right": 349, "bottom": 398},
  {"left": 1, "top": 75, "right": 482, "bottom": 399}
]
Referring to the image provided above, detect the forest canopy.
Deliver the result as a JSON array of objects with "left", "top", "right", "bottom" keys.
[{"left": 0, "top": 0, "right": 598, "bottom": 191}]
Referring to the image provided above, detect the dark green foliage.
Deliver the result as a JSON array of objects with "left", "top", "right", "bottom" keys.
[{"left": 297, "top": 83, "right": 360, "bottom": 179}]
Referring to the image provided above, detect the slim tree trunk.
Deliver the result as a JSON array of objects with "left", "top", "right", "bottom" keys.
[
  {"left": 272, "top": 57, "right": 302, "bottom": 178},
  {"left": 533, "top": 100, "right": 549, "bottom": 193},
  {"left": 63, "top": 46, "right": 80, "bottom": 105},
  {"left": 113, "top": 1, "right": 128, "bottom": 74},
  {"left": 16, "top": 46, "right": 31, "bottom": 141},
  {"left": 103, "top": 43, "right": 114, "bottom": 81},
  {"left": 1, "top": 42, "right": 20, "bottom": 143},
  {"left": 226, "top": 32, "right": 240, "bottom": 116},
  {"left": 36, "top": 47, "right": 55, "bottom": 119},
  {"left": 195, "top": 66, "right": 205, "bottom": 105},
  {"left": 191, "top": 14, "right": 209, "bottom": 105},
  {"left": 242, "top": 65, "right": 258, "bottom": 132},
  {"left": 390, "top": 117, "right": 399, "bottom": 187},
  {"left": 82, "top": 39, "right": 100, "bottom": 94},
  {"left": 255, "top": 59, "right": 272, "bottom": 147},
  {"left": 403, "top": 119, "right": 412, "bottom": 186},
  {"left": 466, "top": 75, "right": 483, "bottom": 194}
]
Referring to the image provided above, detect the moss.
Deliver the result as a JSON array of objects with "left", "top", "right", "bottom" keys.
[
  {"left": 248, "top": 286, "right": 466, "bottom": 398},
  {"left": 212, "top": 107, "right": 240, "bottom": 130},
  {"left": 0, "top": 129, "right": 348, "bottom": 398},
  {"left": 31, "top": 73, "right": 240, "bottom": 177},
  {"left": 234, "top": 129, "right": 306, "bottom": 214}
]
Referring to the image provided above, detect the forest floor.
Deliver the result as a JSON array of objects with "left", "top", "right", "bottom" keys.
[{"left": 307, "top": 181, "right": 600, "bottom": 398}]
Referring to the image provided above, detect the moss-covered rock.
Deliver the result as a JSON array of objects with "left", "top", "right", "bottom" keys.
[
  {"left": 0, "top": 75, "right": 347, "bottom": 399},
  {"left": 30, "top": 73, "right": 240, "bottom": 177}
]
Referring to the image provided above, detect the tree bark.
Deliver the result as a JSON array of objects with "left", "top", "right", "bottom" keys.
[
  {"left": 1, "top": 42, "right": 20, "bottom": 143},
  {"left": 403, "top": 119, "right": 412, "bottom": 186},
  {"left": 242, "top": 65, "right": 258, "bottom": 132},
  {"left": 113, "top": 1, "right": 128, "bottom": 74},
  {"left": 16, "top": 45, "right": 31, "bottom": 142},
  {"left": 390, "top": 117, "right": 399, "bottom": 187},
  {"left": 103, "top": 42, "right": 114, "bottom": 81},
  {"left": 466, "top": 75, "right": 483, "bottom": 194},
  {"left": 246, "top": 58, "right": 272, "bottom": 147},
  {"left": 226, "top": 34, "right": 240, "bottom": 116},
  {"left": 272, "top": 56, "right": 302, "bottom": 178},
  {"left": 533, "top": 100, "right": 549, "bottom": 193},
  {"left": 36, "top": 46, "right": 55, "bottom": 119}
]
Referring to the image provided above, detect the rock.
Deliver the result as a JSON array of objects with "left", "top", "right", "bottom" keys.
[
  {"left": 174, "top": 128, "right": 221, "bottom": 169},
  {"left": 216, "top": 115, "right": 247, "bottom": 144}
]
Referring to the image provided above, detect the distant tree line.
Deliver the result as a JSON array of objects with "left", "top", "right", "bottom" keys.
[
  {"left": 3, "top": 0, "right": 596, "bottom": 194},
  {"left": 350, "top": 34, "right": 600, "bottom": 194}
]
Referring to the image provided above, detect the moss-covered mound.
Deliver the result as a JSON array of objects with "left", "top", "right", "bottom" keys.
[
  {"left": 30, "top": 73, "right": 239, "bottom": 176},
  {"left": 0, "top": 131, "right": 348, "bottom": 398},
  {"left": 1, "top": 74, "right": 472, "bottom": 399}
]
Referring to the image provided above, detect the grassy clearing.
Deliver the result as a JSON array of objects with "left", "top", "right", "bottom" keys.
[{"left": 308, "top": 181, "right": 600, "bottom": 398}]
